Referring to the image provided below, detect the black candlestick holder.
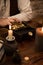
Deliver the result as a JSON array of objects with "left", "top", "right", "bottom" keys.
[
  {"left": 12, "top": 51, "right": 22, "bottom": 65},
  {"left": 4, "top": 36, "right": 18, "bottom": 56}
]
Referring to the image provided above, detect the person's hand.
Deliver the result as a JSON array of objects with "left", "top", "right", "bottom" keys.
[
  {"left": 8, "top": 17, "right": 21, "bottom": 24},
  {"left": 0, "top": 18, "right": 12, "bottom": 27}
]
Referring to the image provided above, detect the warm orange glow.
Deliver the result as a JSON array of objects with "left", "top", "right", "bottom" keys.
[
  {"left": 42, "top": 27, "right": 43, "bottom": 31},
  {"left": 24, "top": 56, "right": 29, "bottom": 61}
]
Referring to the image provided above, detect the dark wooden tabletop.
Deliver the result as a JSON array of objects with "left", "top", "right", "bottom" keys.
[
  {"left": 0, "top": 27, "right": 43, "bottom": 65},
  {"left": 3, "top": 39, "right": 43, "bottom": 65}
]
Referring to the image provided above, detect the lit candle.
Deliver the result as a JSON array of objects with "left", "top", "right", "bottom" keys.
[
  {"left": 36, "top": 27, "right": 43, "bottom": 36},
  {"left": 24, "top": 56, "right": 29, "bottom": 61},
  {"left": 35, "top": 27, "right": 43, "bottom": 51},
  {"left": 8, "top": 25, "right": 13, "bottom": 40}
]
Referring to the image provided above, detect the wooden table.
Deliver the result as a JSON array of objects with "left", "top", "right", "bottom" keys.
[{"left": 0, "top": 27, "right": 43, "bottom": 65}]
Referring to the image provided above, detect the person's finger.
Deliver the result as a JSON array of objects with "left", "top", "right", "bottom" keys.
[
  {"left": 8, "top": 18, "right": 16, "bottom": 23},
  {"left": 8, "top": 17, "right": 22, "bottom": 23},
  {"left": 10, "top": 19, "right": 15, "bottom": 22},
  {"left": 7, "top": 21, "right": 12, "bottom": 25}
]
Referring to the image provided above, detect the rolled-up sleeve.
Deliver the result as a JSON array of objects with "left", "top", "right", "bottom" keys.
[{"left": 10, "top": 0, "right": 33, "bottom": 22}]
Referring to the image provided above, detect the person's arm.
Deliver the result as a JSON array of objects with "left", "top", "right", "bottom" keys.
[
  {"left": 0, "top": 18, "right": 15, "bottom": 27},
  {"left": 9, "top": 0, "right": 33, "bottom": 22}
]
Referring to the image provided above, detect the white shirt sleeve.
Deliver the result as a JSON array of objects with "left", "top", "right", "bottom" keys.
[{"left": 10, "top": 0, "right": 33, "bottom": 22}]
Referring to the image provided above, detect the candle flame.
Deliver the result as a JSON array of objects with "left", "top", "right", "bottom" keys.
[{"left": 9, "top": 25, "right": 11, "bottom": 30}]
